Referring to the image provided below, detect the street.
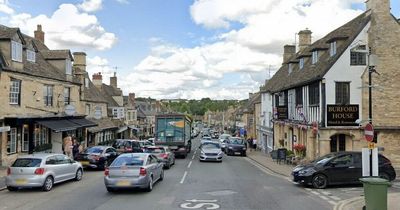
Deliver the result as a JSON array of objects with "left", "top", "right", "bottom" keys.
[{"left": 0, "top": 138, "right": 333, "bottom": 210}]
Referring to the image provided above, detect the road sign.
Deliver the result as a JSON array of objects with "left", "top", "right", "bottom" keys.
[
  {"left": 368, "top": 142, "right": 375, "bottom": 149},
  {"left": 364, "top": 123, "right": 374, "bottom": 142}
]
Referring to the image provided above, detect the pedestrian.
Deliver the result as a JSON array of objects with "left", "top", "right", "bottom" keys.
[
  {"left": 63, "top": 135, "right": 73, "bottom": 158},
  {"left": 252, "top": 138, "right": 257, "bottom": 151},
  {"left": 72, "top": 137, "right": 80, "bottom": 160},
  {"left": 248, "top": 137, "right": 253, "bottom": 151}
]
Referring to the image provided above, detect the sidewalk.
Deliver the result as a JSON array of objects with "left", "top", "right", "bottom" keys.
[
  {"left": 334, "top": 193, "right": 400, "bottom": 210},
  {"left": 247, "top": 150, "right": 293, "bottom": 178}
]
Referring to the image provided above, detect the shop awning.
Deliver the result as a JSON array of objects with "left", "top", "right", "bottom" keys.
[
  {"left": 36, "top": 120, "right": 81, "bottom": 133},
  {"left": 117, "top": 126, "right": 128, "bottom": 133},
  {"left": 69, "top": 118, "right": 97, "bottom": 127}
]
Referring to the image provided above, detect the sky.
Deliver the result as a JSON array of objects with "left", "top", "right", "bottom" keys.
[{"left": 0, "top": 0, "right": 399, "bottom": 100}]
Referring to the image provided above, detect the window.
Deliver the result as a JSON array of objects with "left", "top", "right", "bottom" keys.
[
  {"left": 335, "top": 82, "right": 350, "bottom": 104},
  {"left": 330, "top": 134, "right": 346, "bottom": 153},
  {"left": 299, "top": 58, "right": 304, "bottom": 69},
  {"left": 288, "top": 63, "right": 293, "bottom": 74},
  {"left": 66, "top": 59, "right": 72, "bottom": 75},
  {"left": 112, "top": 108, "right": 125, "bottom": 119},
  {"left": 278, "top": 92, "right": 285, "bottom": 106},
  {"left": 11, "top": 41, "right": 22, "bottom": 62},
  {"left": 330, "top": 41, "right": 337, "bottom": 56},
  {"left": 22, "top": 125, "right": 29, "bottom": 152},
  {"left": 43, "top": 85, "right": 53, "bottom": 106},
  {"left": 295, "top": 87, "right": 303, "bottom": 106},
  {"left": 112, "top": 108, "right": 118, "bottom": 119},
  {"left": 312, "top": 50, "right": 318, "bottom": 64},
  {"left": 86, "top": 104, "right": 91, "bottom": 115},
  {"left": 350, "top": 50, "right": 366, "bottom": 65},
  {"left": 27, "top": 50, "right": 36, "bottom": 62},
  {"left": 95, "top": 106, "right": 102, "bottom": 116},
  {"left": 84, "top": 78, "right": 89, "bottom": 88},
  {"left": 34, "top": 124, "right": 48, "bottom": 147},
  {"left": 308, "top": 82, "right": 319, "bottom": 105},
  {"left": 64, "top": 87, "right": 70, "bottom": 105},
  {"left": 7, "top": 128, "right": 17, "bottom": 154},
  {"left": 9, "top": 79, "right": 21, "bottom": 105}
]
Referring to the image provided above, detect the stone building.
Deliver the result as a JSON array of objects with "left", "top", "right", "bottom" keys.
[
  {"left": 264, "top": 0, "right": 400, "bottom": 169},
  {"left": 0, "top": 25, "right": 95, "bottom": 166}
]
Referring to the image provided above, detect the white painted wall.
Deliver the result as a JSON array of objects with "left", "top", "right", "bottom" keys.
[
  {"left": 324, "top": 23, "right": 370, "bottom": 124},
  {"left": 51, "top": 132, "right": 63, "bottom": 153},
  {"left": 261, "top": 92, "right": 273, "bottom": 128}
]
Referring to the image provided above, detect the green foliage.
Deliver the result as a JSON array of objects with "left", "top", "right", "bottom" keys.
[{"left": 166, "top": 98, "right": 241, "bottom": 115}]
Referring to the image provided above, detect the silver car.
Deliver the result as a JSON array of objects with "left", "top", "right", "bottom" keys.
[
  {"left": 6, "top": 153, "right": 83, "bottom": 191},
  {"left": 104, "top": 153, "right": 164, "bottom": 192},
  {"left": 199, "top": 142, "right": 223, "bottom": 162}
]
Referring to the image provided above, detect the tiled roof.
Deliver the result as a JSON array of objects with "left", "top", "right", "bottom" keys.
[
  {"left": 100, "top": 84, "right": 122, "bottom": 107},
  {"left": 265, "top": 12, "right": 371, "bottom": 93},
  {"left": 87, "top": 118, "right": 118, "bottom": 133},
  {"left": 41, "top": 50, "right": 73, "bottom": 61},
  {"left": 82, "top": 73, "right": 108, "bottom": 103}
]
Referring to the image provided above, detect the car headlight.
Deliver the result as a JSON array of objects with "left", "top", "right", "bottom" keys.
[
  {"left": 228, "top": 147, "right": 233, "bottom": 149},
  {"left": 242, "top": 147, "right": 246, "bottom": 150},
  {"left": 201, "top": 151, "right": 205, "bottom": 155},
  {"left": 298, "top": 168, "right": 316, "bottom": 176}
]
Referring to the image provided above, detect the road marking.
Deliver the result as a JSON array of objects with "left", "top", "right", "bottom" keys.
[
  {"left": 330, "top": 196, "right": 341, "bottom": 201},
  {"left": 320, "top": 191, "right": 331, "bottom": 196},
  {"left": 319, "top": 195, "right": 329, "bottom": 200},
  {"left": 188, "top": 161, "right": 193, "bottom": 168},
  {"left": 180, "top": 199, "right": 220, "bottom": 209},
  {"left": 180, "top": 171, "right": 188, "bottom": 184},
  {"left": 194, "top": 151, "right": 197, "bottom": 155},
  {"left": 311, "top": 191, "right": 320, "bottom": 196}
]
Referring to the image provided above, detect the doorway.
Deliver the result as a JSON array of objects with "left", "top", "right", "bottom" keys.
[{"left": 330, "top": 134, "right": 346, "bottom": 152}]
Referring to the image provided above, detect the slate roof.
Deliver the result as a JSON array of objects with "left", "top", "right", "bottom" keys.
[
  {"left": 100, "top": 84, "right": 122, "bottom": 107},
  {"left": 87, "top": 118, "right": 118, "bottom": 133},
  {"left": 0, "top": 25, "right": 80, "bottom": 84},
  {"left": 82, "top": 73, "right": 108, "bottom": 103},
  {"left": 41, "top": 50, "right": 73, "bottom": 61},
  {"left": 265, "top": 12, "right": 371, "bottom": 93}
]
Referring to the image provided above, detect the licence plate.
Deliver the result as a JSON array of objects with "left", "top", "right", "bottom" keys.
[
  {"left": 15, "top": 179, "right": 27, "bottom": 185},
  {"left": 116, "top": 180, "right": 130, "bottom": 186},
  {"left": 235, "top": 152, "right": 241, "bottom": 155},
  {"left": 80, "top": 161, "right": 89, "bottom": 166}
]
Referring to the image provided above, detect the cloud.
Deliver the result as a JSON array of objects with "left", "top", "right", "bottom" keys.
[
  {"left": 86, "top": 56, "right": 116, "bottom": 85},
  {"left": 0, "top": 0, "right": 14, "bottom": 14},
  {"left": 78, "top": 0, "right": 103, "bottom": 13},
  {"left": 121, "top": 0, "right": 365, "bottom": 99},
  {"left": 3, "top": 4, "right": 117, "bottom": 51}
]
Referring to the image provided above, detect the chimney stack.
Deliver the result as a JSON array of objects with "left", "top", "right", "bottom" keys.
[
  {"left": 298, "top": 29, "right": 312, "bottom": 52},
  {"left": 34, "top": 25, "right": 45, "bottom": 43},
  {"left": 283, "top": 45, "right": 296, "bottom": 63},
  {"left": 73, "top": 52, "right": 86, "bottom": 72},
  {"left": 366, "top": 0, "right": 390, "bottom": 15},
  {"left": 129, "top": 93, "right": 136, "bottom": 107},
  {"left": 92, "top": 72, "right": 103, "bottom": 88},
  {"left": 110, "top": 72, "right": 118, "bottom": 88}
]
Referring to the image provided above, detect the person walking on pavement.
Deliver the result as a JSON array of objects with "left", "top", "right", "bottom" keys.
[
  {"left": 248, "top": 137, "right": 253, "bottom": 151},
  {"left": 252, "top": 138, "right": 257, "bottom": 151},
  {"left": 72, "top": 138, "right": 80, "bottom": 160}
]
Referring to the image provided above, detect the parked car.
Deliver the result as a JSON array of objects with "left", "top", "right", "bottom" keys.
[
  {"left": 144, "top": 146, "right": 175, "bottom": 169},
  {"left": 75, "top": 146, "right": 118, "bottom": 169},
  {"left": 113, "top": 139, "right": 143, "bottom": 153},
  {"left": 138, "top": 140, "right": 154, "bottom": 150},
  {"left": 225, "top": 137, "right": 247, "bottom": 156},
  {"left": 199, "top": 141, "right": 223, "bottom": 162},
  {"left": 6, "top": 153, "right": 83, "bottom": 191},
  {"left": 292, "top": 151, "right": 397, "bottom": 189},
  {"left": 104, "top": 153, "right": 164, "bottom": 192}
]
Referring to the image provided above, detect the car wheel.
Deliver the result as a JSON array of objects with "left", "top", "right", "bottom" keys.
[
  {"left": 165, "top": 162, "right": 171, "bottom": 169},
  {"left": 379, "top": 172, "right": 390, "bottom": 181},
  {"left": 159, "top": 170, "right": 164, "bottom": 181},
  {"left": 106, "top": 187, "right": 115, "bottom": 193},
  {"left": 146, "top": 176, "right": 153, "bottom": 192},
  {"left": 312, "top": 174, "right": 328, "bottom": 189},
  {"left": 42, "top": 176, "right": 54, "bottom": 191},
  {"left": 75, "top": 168, "right": 83, "bottom": 181},
  {"left": 7, "top": 186, "right": 17, "bottom": 191}
]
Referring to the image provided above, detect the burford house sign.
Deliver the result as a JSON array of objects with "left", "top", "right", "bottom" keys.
[{"left": 327, "top": 105, "right": 359, "bottom": 126}]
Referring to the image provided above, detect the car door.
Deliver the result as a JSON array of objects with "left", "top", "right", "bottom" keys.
[
  {"left": 350, "top": 153, "right": 363, "bottom": 182},
  {"left": 152, "top": 155, "right": 163, "bottom": 178},
  {"left": 325, "top": 154, "right": 354, "bottom": 184},
  {"left": 56, "top": 155, "right": 75, "bottom": 181},
  {"left": 45, "top": 156, "right": 63, "bottom": 182}
]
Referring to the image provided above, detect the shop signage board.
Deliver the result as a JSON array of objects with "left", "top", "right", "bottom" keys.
[
  {"left": 276, "top": 106, "right": 288, "bottom": 120},
  {"left": 327, "top": 104, "right": 359, "bottom": 126}
]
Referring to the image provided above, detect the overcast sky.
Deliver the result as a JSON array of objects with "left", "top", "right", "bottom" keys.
[{"left": 0, "top": 0, "right": 399, "bottom": 100}]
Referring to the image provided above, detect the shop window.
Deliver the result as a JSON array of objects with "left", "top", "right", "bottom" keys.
[
  {"left": 330, "top": 134, "right": 346, "bottom": 152},
  {"left": 7, "top": 128, "right": 17, "bottom": 154},
  {"left": 34, "top": 124, "right": 49, "bottom": 147}
]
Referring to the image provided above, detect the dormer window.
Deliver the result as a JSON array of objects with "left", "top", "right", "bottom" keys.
[
  {"left": 66, "top": 59, "right": 72, "bottom": 75},
  {"left": 299, "top": 58, "right": 304, "bottom": 69},
  {"left": 330, "top": 41, "right": 337, "bottom": 56},
  {"left": 11, "top": 41, "right": 22, "bottom": 62},
  {"left": 312, "top": 51, "right": 318, "bottom": 64},
  {"left": 288, "top": 63, "right": 293, "bottom": 74},
  {"left": 27, "top": 50, "right": 36, "bottom": 62}
]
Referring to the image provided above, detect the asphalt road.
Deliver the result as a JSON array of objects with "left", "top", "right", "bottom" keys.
[{"left": 0, "top": 138, "right": 331, "bottom": 210}]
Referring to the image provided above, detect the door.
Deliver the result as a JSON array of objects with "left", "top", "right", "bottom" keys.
[
  {"left": 325, "top": 154, "right": 354, "bottom": 183},
  {"left": 55, "top": 155, "right": 75, "bottom": 181}
]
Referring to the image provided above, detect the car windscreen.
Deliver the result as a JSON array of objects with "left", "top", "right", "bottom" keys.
[
  {"left": 202, "top": 143, "right": 221, "bottom": 149},
  {"left": 12, "top": 158, "right": 42, "bottom": 167},
  {"left": 145, "top": 148, "right": 165, "bottom": 153},
  {"left": 84, "top": 147, "right": 104, "bottom": 154},
  {"left": 312, "top": 153, "right": 336, "bottom": 165},
  {"left": 229, "top": 139, "right": 244, "bottom": 144},
  {"left": 111, "top": 155, "right": 145, "bottom": 166}
]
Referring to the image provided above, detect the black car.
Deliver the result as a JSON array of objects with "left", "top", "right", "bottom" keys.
[
  {"left": 225, "top": 137, "right": 247, "bottom": 156},
  {"left": 292, "top": 151, "right": 397, "bottom": 189},
  {"left": 75, "top": 146, "right": 118, "bottom": 169},
  {"left": 113, "top": 139, "right": 143, "bottom": 153}
]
